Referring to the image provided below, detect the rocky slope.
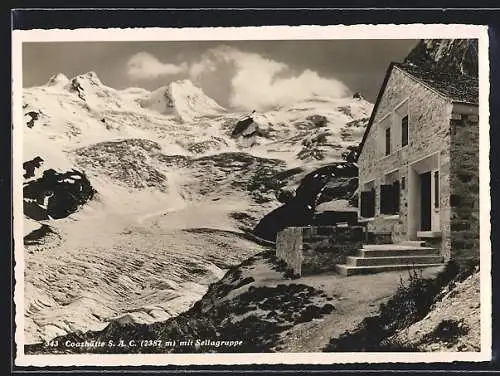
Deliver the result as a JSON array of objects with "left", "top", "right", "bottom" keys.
[
  {"left": 404, "top": 39, "right": 478, "bottom": 77},
  {"left": 25, "top": 250, "right": 334, "bottom": 354},
  {"left": 322, "top": 261, "right": 480, "bottom": 352},
  {"left": 388, "top": 269, "right": 480, "bottom": 351}
]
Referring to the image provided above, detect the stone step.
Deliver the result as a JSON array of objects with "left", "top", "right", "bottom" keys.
[
  {"left": 400, "top": 240, "right": 427, "bottom": 247},
  {"left": 335, "top": 263, "right": 444, "bottom": 276},
  {"left": 346, "top": 255, "right": 443, "bottom": 267},
  {"left": 358, "top": 247, "right": 440, "bottom": 258},
  {"left": 303, "top": 235, "right": 332, "bottom": 243},
  {"left": 417, "top": 231, "right": 442, "bottom": 239},
  {"left": 362, "top": 244, "right": 432, "bottom": 250}
]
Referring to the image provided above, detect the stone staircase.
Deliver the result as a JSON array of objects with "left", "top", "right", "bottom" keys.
[{"left": 335, "top": 240, "right": 444, "bottom": 276}]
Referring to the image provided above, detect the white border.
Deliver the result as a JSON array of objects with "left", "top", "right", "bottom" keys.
[{"left": 12, "top": 24, "right": 491, "bottom": 367}]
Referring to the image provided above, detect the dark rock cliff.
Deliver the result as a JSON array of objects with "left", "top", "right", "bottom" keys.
[
  {"left": 404, "top": 39, "right": 478, "bottom": 78},
  {"left": 23, "top": 168, "right": 96, "bottom": 220},
  {"left": 253, "top": 163, "right": 359, "bottom": 241}
]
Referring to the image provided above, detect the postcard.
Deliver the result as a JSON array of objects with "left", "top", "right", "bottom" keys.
[{"left": 12, "top": 24, "right": 491, "bottom": 366}]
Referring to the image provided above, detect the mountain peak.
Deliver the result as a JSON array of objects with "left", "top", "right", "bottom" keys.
[
  {"left": 169, "top": 79, "right": 196, "bottom": 89},
  {"left": 46, "top": 73, "right": 70, "bottom": 87},
  {"left": 73, "top": 71, "right": 103, "bottom": 86},
  {"left": 352, "top": 92, "right": 364, "bottom": 100},
  {"left": 139, "top": 80, "right": 225, "bottom": 122}
]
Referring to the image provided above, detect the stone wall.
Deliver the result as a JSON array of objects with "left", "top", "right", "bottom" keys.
[
  {"left": 302, "top": 226, "right": 364, "bottom": 275},
  {"left": 276, "top": 225, "right": 365, "bottom": 276},
  {"left": 358, "top": 66, "right": 453, "bottom": 247},
  {"left": 312, "top": 210, "right": 358, "bottom": 226},
  {"left": 276, "top": 227, "right": 303, "bottom": 276},
  {"left": 449, "top": 109, "right": 480, "bottom": 263}
]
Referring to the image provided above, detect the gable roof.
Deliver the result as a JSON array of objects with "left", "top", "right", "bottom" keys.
[{"left": 357, "top": 62, "right": 479, "bottom": 159}]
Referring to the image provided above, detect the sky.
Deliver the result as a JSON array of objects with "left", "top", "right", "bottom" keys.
[{"left": 22, "top": 40, "right": 418, "bottom": 110}]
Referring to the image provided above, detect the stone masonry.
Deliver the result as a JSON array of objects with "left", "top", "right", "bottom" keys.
[
  {"left": 276, "top": 227, "right": 303, "bottom": 276},
  {"left": 358, "top": 66, "right": 452, "bottom": 250},
  {"left": 276, "top": 226, "right": 364, "bottom": 276},
  {"left": 449, "top": 110, "right": 480, "bottom": 262}
]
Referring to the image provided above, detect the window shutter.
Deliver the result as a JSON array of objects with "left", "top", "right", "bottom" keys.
[
  {"left": 360, "top": 191, "right": 368, "bottom": 217},
  {"left": 393, "top": 180, "right": 400, "bottom": 213},
  {"left": 380, "top": 184, "right": 393, "bottom": 214},
  {"left": 401, "top": 115, "right": 409, "bottom": 146},
  {"left": 368, "top": 188, "right": 376, "bottom": 217},
  {"left": 385, "top": 128, "right": 391, "bottom": 155}
]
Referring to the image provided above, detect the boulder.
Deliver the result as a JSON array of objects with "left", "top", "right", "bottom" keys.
[
  {"left": 305, "top": 114, "right": 328, "bottom": 127},
  {"left": 276, "top": 188, "right": 295, "bottom": 203},
  {"left": 232, "top": 117, "right": 256, "bottom": 137}
]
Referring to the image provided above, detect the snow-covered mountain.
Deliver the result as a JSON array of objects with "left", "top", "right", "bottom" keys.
[
  {"left": 137, "top": 79, "right": 226, "bottom": 122},
  {"left": 21, "top": 71, "right": 372, "bottom": 344},
  {"left": 45, "top": 72, "right": 70, "bottom": 88},
  {"left": 249, "top": 95, "right": 371, "bottom": 165}
]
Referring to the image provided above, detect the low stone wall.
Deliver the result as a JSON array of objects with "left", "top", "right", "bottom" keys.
[
  {"left": 312, "top": 210, "right": 358, "bottom": 226},
  {"left": 302, "top": 246, "right": 358, "bottom": 275},
  {"left": 365, "top": 216, "right": 400, "bottom": 243},
  {"left": 276, "top": 225, "right": 365, "bottom": 276},
  {"left": 276, "top": 227, "right": 304, "bottom": 276}
]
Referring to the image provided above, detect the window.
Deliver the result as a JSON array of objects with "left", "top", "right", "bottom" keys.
[
  {"left": 393, "top": 99, "right": 409, "bottom": 151},
  {"left": 401, "top": 115, "right": 409, "bottom": 146},
  {"left": 360, "top": 181, "right": 376, "bottom": 218},
  {"left": 385, "top": 127, "right": 391, "bottom": 156},
  {"left": 380, "top": 181, "right": 400, "bottom": 214},
  {"left": 380, "top": 185, "right": 393, "bottom": 214},
  {"left": 434, "top": 171, "right": 439, "bottom": 208},
  {"left": 381, "top": 171, "right": 400, "bottom": 215},
  {"left": 360, "top": 188, "right": 376, "bottom": 218},
  {"left": 393, "top": 180, "right": 400, "bottom": 212}
]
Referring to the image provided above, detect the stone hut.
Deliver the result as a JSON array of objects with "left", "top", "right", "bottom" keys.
[{"left": 357, "top": 62, "right": 479, "bottom": 263}]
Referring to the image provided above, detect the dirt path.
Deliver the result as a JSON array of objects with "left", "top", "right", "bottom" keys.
[
  {"left": 196, "top": 251, "right": 445, "bottom": 353},
  {"left": 277, "top": 266, "right": 445, "bottom": 352}
]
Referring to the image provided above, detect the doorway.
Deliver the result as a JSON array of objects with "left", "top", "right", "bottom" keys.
[{"left": 408, "top": 153, "right": 440, "bottom": 239}]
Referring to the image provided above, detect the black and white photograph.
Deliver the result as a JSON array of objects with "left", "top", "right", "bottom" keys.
[{"left": 12, "top": 25, "right": 491, "bottom": 366}]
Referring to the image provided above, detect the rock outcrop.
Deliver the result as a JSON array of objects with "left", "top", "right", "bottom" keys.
[
  {"left": 25, "top": 111, "right": 40, "bottom": 128},
  {"left": 253, "top": 162, "right": 358, "bottom": 241},
  {"left": 23, "top": 168, "right": 96, "bottom": 220},
  {"left": 23, "top": 156, "right": 44, "bottom": 179},
  {"left": 404, "top": 39, "right": 478, "bottom": 77}
]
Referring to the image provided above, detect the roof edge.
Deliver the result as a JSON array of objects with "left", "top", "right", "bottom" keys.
[{"left": 356, "top": 62, "right": 398, "bottom": 161}]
